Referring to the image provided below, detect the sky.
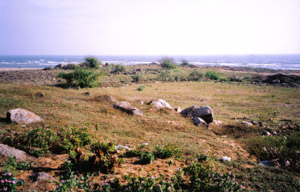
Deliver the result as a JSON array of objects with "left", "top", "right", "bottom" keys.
[{"left": 0, "top": 0, "right": 300, "bottom": 55}]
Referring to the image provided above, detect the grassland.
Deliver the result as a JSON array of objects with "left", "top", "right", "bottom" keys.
[{"left": 0, "top": 65, "right": 299, "bottom": 191}]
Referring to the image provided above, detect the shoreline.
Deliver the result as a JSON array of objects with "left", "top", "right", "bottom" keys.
[{"left": 0, "top": 68, "right": 41, "bottom": 71}]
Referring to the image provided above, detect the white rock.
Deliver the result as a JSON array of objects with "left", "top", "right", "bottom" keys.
[
  {"left": 221, "top": 156, "right": 231, "bottom": 162},
  {"left": 241, "top": 121, "right": 253, "bottom": 126},
  {"left": 115, "top": 145, "right": 130, "bottom": 150}
]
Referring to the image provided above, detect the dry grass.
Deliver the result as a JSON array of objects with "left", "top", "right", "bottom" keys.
[{"left": 1, "top": 80, "right": 299, "bottom": 160}]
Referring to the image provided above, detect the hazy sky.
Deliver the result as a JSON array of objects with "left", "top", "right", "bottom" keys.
[{"left": 0, "top": 0, "right": 300, "bottom": 55}]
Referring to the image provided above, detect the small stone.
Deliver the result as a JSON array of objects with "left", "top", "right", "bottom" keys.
[
  {"left": 115, "top": 145, "right": 130, "bottom": 150},
  {"left": 221, "top": 156, "right": 231, "bottom": 162},
  {"left": 141, "top": 143, "right": 149, "bottom": 146},
  {"left": 285, "top": 160, "right": 290, "bottom": 167},
  {"left": 36, "top": 92, "right": 45, "bottom": 97},
  {"left": 258, "top": 160, "right": 274, "bottom": 167},
  {"left": 174, "top": 107, "right": 182, "bottom": 113},
  {"left": 262, "top": 131, "right": 271, "bottom": 136},
  {"left": 241, "top": 121, "right": 253, "bottom": 126}
]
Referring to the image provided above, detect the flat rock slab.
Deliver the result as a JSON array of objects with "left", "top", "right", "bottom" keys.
[
  {"left": 113, "top": 101, "right": 143, "bottom": 116},
  {"left": 7, "top": 108, "right": 43, "bottom": 124},
  {"left": 0, "top": 144, "right": 32, "bottom": 161}
]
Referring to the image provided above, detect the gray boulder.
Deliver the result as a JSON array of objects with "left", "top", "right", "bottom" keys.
[
  {"left": 181, "top": 105, "right": 214, "bottom": 124},
  {"left": 7, "top": 108, "right": 43, "bottom": 124},
  {"left": 149, "top": 99, "right": 172, "bottom": 109},
  {"left": 30, "top": 172, "right": 54, "bottom": 182},
  {"left": 113, "top": 101, "right": 143, "bottom": 116},
  {"left": 0, "top": 144, "right": 31, "bottom": 161},
  {"left": 192, "top": 117, "right": 208, "bottom": 127}
]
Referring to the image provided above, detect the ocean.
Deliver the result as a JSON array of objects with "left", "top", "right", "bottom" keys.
[{"left": 0, "top": 55, "right": 300, "bottom": 70}]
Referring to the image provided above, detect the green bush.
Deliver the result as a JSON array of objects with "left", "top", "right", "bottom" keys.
[
  {"left": 158, "top": 70, "right": 172, "bottom": 81},
  {"left": 123, "top": 150, "right": 143, "bottom": 158},
  {"left": 131, "top": 73, "right": 143, "bottom": 82},
  {"left": 81, "top": 57, "right": 102, "bottom": 68},
  {"left": 159, "top": 57, "right": 177, "bottom": 70},
  {"left": 139, "top": 152, "right": 155, "bottom": 164},
  {"left": 205, "top": 71, "right": 221, "bottom": 80},
  {"left": 110, "top": 64, "right": 126, "bottom": 74},
  {"left": 58, "top": 68, "right": 99, "bottom": 88},
  {"left": 137, "top": 85, "right": 145, "bottom": 91},
  {"left": 90, "top": 142, "right": 120, "bottom": 173},
  {"left": 181, "top": 60, "right": 195, "bottom": 68},
  {"left": 0, "top": 127, "right": 92, "bottom": 157},
  {"left": 188, "top": 70, "right": 203, "bottom": 81},
  {"left": 153, "top": 144, "right": 182, "bottom": 159}
]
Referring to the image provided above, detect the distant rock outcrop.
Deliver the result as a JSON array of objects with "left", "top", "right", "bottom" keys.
[
  {"left": 6, "top": 108, "right": 43, "bottom": 124},
  {"left": 113, "top": 101, "right": 143, "bottom": 116},
  {"left": 262, "top": 73, "right": 300, "bottom": 87},
  {"left": 149, "top": 99, "right": 172, "bottom": 109},
  {"left": 181, "top": 105, "right": 214, "bottom": 124}
]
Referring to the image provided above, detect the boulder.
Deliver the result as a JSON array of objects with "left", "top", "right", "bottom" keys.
[
  {"left": 0, "top": 144, "right": 31, "bottom": 161},
  {"left": 149, "top": 99, "right": 172, "bottom": 109},
  {"left": 180, "top": 105, "right": 214, "bottom": 124},
  {"left": 94, "top": 95, "right": 118, "bottom": 103},
  {"left": 30, "top": 172, "right": 54, "bottom": 182},
  {"left": 192, "top": 117, "right": 208, "bottom": 127},
  {"left": 7, "top": 108, "right": 43, "bottom": 124},
  {"left": 113, "top": 101, "right": 143, "bottom": 116}
]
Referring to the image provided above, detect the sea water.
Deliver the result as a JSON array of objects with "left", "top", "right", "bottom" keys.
[{"left": 0, "top": 55, "right": 300, "bottom": 70}]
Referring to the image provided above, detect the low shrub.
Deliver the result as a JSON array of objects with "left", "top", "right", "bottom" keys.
[
  {"left": 122, "top": 149, "right": 143, "bottom": 158},
  {"left": 159, "top": 57, "right": 177, "bottom": 70},
  {"left": 131, "top": 73, "right": 144, "bottom": 82},
  {"left": 58, "top": 68, "right": 99, "bottom": 88},
  {"left": 137, "top": 85, "right": 145, "bottom": 91},
  {"left": 110, "top": 64, "right": 126, "bottom": 74},
  {"left": 88, "top": 142, "right": 120, "bottom": 173},
  {"left": 246, "top": 133, "right": 300, "bottom": 171},
  {"left": 81, "top": 57, "right": 102, "bottom": 68},
  {"left": 0, "top": 172, "right": 18, "bottom": 192},
  {"left": 153, "top": 144, "right": 182, "bottom": 159},
  {"left": 181, "top": 60, "right": 195, "bottom": 68},
  {"left": 0, "top": 127, "right": 92, "bottom": 157},
  {"left": 205, "top": 71, "right": 221, "bottom": 80},
  {"left": 96, "top": 162, "right": 243, "bottom": 192},
  {"left": 139, "top": 152, "right": 155, "bottom": 164},
  {"left": 188, "top": 70, "right": 203, "bottom": 81},
  {"left": 158, "top": 70, "right": 172, "bottom": 81}
]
